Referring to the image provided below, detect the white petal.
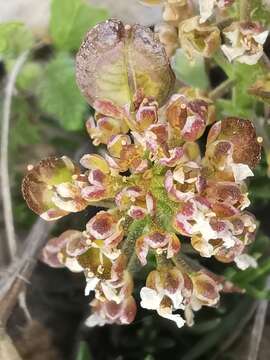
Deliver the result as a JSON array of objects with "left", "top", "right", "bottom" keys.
[
  {"left": 237, "top": 51, "right": 263, "bottom": 65},
  {"left": 85, "top": 277, "right": 100, "bottom": 296},
  {"left": 167, "top": 291, "right": 184, "bottom": 310},
  {"left": 65, "top": 257, "right": 84, "bottom": 273},
  {"left": 52, "top": 194, "right": 78, "bottom": 212},
  {"left": 224, "top": 28, "right": 240, "bottom": 45},
  {"left": 85, "top": 313, "right": 107, "bottom": 327},
  {"left": 102, "top": 247, "right": 121, "bottom": 260},
  {"left": 182, "top": 115, "right": 197, "bottom": 134},
  {"left": 173, "top": 167, "right": 185, "bottom": 184},
  {"left": 101, "top": 282, "right": 122, "bottom": 304},
  {"left": 158, "top": 309, "right": 185, "bottom": 328},
  {"left": 199, "top": 0, "right": 215, "bottom": 23},
  {"left": 235, "top": 254, "right": 258, "bottom": 270},
  {"left": 253, "top": 31, "right": 269, "bottom": 45},
  {"left": 231, "top": 163, "right": 254, "bottom": 182},
  {"left": 240, "top": 193, "right": 251, "bottom": 210},
  {"left": 140, "top": 287, "right": 161, "bottom": 310},
  {"left": 221, "top": 44, "right": 245, "bottom": 62}
]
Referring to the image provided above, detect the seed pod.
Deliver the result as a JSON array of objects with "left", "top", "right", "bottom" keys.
[
  {"left": 207, "top": 117, "right": 261, "bottom": 169},
  {"left": 76, "top": 19, "right": 175, "bottom": 112}
]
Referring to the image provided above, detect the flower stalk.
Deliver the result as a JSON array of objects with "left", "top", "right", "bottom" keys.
[
  {"left": 209, "top": 79, "right": 235, "bottom": 100},
  {"left": 239, "top": 0, "right": 251, "bottom": 21}
]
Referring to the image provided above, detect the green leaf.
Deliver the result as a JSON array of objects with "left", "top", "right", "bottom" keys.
[
  {"left": 172, "top": 49, "right": 209, "bottom": 90},
  {"left": 50, "top": 0, "right": 108, "bottom": 51},
  {"left": 0, "top": 22, "right": 33, "bottom": 58},
  {"left": 216, "top": 62, "right": 266, "bottom": 118},
  {"left": 231, "top": 258, "right": 270, "bottom": 286},
  {"left": 8, "top": 61, "right": 43, "bottom": 92},
  {"left": 251, "top": 0, "right": 270, "bottom": 27},
  {"left": 76, "top": 341, "right": 92, "bottom": 360},
  {"left": 9, "top": 97, "right": 41, "bottom": 153},
  {"left": 38, "top": 52, "right": 87, "bottom": 131},
  {"left": 182, "top": 297, "right": 255, "bottom": 360}
]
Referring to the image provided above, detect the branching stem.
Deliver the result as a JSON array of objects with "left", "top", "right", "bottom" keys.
[{"left": 0, "top": 50, "right": 29, "bottom": 261}]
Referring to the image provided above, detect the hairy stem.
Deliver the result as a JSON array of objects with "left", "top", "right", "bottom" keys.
[
  {"left": 172, "top": 252, "right": 195, "bottom": 273},
  {"left": 0, "top": 50, "right": 29, "bottom": 261}
]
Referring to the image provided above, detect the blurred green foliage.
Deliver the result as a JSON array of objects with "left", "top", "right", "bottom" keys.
[
  {"left": 173, "top": 49, "right": 210, "bottom": 90},
  {"left": 0, "top": 22, "right": 33, "bottom": 58},
  {"left": 76, "top": 341, "right": 92, "bottom": 360},
  {"left": 38, "top": 52, "right": 87, "bottom": 130},
  {"left": 50, "top": 0, "right": 108, "bottom": 52}
]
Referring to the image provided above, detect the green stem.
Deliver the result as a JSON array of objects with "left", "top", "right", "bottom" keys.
[
  {"left": 155, "top": 253, "right": 172, "bottom": 269},
  {"left": 213, "top": 51, "right": 234, "bottom": 79},
  {"left": 172, "top": 252, "right": 197, "bottom": 273},
  {"left": 127, "top": 251, "right": 141, "bottom": 274},
  {"left": 239, "top": 0, "right": 251, "bottom": 21},
  {"left": 209, "top": 79, "right": 235, "bottom": 100},
  {"left": 121, "top": 217, "right": 149, "bottom": 261}
]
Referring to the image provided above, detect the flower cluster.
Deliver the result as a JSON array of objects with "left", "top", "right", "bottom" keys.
[
  {"left": 140, "top": 0, "right": 269, "bottom": 64},
  {"left": 22, "top": 19, "right": 261, "bottom": 328}
]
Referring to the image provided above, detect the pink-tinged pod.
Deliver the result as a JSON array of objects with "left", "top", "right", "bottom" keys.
[
  {"left": 207, "top": 118, "right": 261, "bottom": 169},
  {"left": 22, "top": 157, "right": 88, "bottom": 221},
  {"left": 76, "top": 19, "right": 175, "bottom": 111}
]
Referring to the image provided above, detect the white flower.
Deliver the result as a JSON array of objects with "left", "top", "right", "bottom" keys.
[
  {"left": 64, "top": 257, "right": 84, "bottom": 273},
  {"left": 140, "top": 287, "right": 185, "bottom": 328},
  {"left": 221, "top": 22, "right": 269, "bottom": 65},
  {"left": 85, "top": 277, "right": 100, "bottom": 296},
  {"left": 85, "top": 277, "right": 127, "bottom": 304},
  {"left": 231, "top": 163, "right": 254, "bottom": 183},
  {"left": 198, "top": 0, "right": 215, "bottom": 23},
  {"left": 85, "top": 313, "right": 107, "bottom": 327},
  {"left": 235, "top": 254, "right": 258, "bottom": 270}
]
